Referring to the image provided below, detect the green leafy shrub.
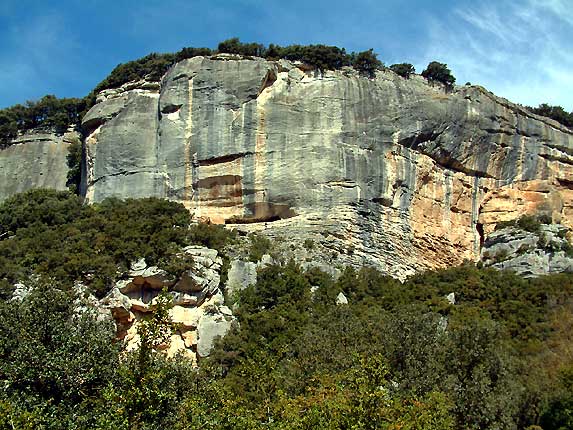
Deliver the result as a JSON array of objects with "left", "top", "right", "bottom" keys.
[
  {"left": 421, "top": 61, "right": 456, "bottom": 87},
  {"left": 528, "top": 103, "right": 573, "bottom": 129},
  {"left": 351, "top": 49, "right": 383, "bottom": 77},
  {"left": 390, "top": 63, "right": 415, "bottom": 78},
  {"left": 248, "top": 233, "right": 272, "bottom": 262},
  {"left": 65, "top": 139, "right": 82, "bottom": 194},
  {"left": 0, "top": 95, "right": 87, "bottom": 147},
  {"left": 495, "top": 214, "right": 552, "bottom": 233}
]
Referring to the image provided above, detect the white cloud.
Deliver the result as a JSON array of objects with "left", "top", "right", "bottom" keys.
[{"left": 420, "top": 0, "right": 573, "bottom": 111}]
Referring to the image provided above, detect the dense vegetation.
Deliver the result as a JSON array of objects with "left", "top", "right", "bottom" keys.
[
  {"left": 527, "top": 103, "right": 573, "bottom": 129},
  {"left": 0, "top": 189, "right": 235, "bottom": 298},
  {"left": 0, "top": 95, "right": 88, "bottom": 148},
  {"left": 421, "top": 61, "right": 456, "bottom": 87},
  {"left": 1, "top": 191, "right": 573, "bottom": 428},
  {"left": 390, "top": 63, "right": 416, "bottom": 79}
]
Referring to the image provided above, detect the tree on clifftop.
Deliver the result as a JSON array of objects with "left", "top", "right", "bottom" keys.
[
  {"left": 390, "top": 63, "right": 415, "bottom": 79},
  {"left": 422, "top": 61, "right": 456, "bottom": 87},
  {"left": 352, "top": 49, "right": 382, "bottom": 77}
]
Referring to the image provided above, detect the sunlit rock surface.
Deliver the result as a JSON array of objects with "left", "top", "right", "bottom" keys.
[
  {"left": 0, "top": 130, "right": 80, "bottom": 201},
  {"left": 80, "top": 56, "right": 572, "bottom": 278}
]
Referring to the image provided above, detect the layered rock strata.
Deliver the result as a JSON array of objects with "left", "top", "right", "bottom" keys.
[
  {"left": 100, "top": 246, "right": 235, "bottom": 364},
  {"left": 482, "top": 223, "right": 573, "bottom": 277},
  {"left": 80, "top": 55, "right": 573, "bottom": 279}
]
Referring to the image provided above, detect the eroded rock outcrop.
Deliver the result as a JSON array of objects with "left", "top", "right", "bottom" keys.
[
  {"left": 80, "top": 55, "right": 573, "bottom": 279},
  {"left": 482, "top": 223, "right": 573, "bottom": 277},
  {"left": 0, "top": 130, "right": 80, "bottom": 201},
  {"left": 100, "top": 245, "right": 235, "bottom": 364}
]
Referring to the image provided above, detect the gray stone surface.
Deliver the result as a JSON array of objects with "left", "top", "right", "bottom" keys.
[
  {"left": 196, "top": 310, "right": 235, "bottom": 358},
  {"left": 226, "top": 259, "right": 257, "bottom": 298},
  {"left": 336, "top": 292, "right": 348, "bottom": 305},
  {"left": 482, "top": 224, "right": 573, "bottom": 277},
  {"left": 0, "top": 130, "right": 80, "bottom": 202},
  {"left": 80, "top": 56, "right": 573, "bottom": 279}
]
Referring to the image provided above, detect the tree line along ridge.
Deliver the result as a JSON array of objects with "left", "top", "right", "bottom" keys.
[{"left": 0, "top": 37, "right": 571, "bottom": 149}]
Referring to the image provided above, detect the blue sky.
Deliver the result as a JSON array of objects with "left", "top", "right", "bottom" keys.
[{"left": 1, "top": 0, "right": 571, "bottom": 110}]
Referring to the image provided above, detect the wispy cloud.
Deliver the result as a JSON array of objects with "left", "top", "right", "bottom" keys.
[
  {"left": 420, "top": 0, "right": 573, "bottom": 111},
  {"left": 0, "top": 12, "right": 82, "bottom": 105}
]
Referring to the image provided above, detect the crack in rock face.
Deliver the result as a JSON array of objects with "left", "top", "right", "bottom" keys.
[{"left": 2, "top": 56, "right": 572, "bottom": 280}]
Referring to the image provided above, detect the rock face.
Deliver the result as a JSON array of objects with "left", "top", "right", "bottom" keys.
[
  {"left": 80, "top": 55, "right": 573, "bottom": 279},
  {"left": 482, "top": 224, "right": 573, "bottom": 277},
  {"left": 0, "top": 130, "right": 79, "bottom": 201},
  {"left": 100, "top": 246, "right": 235, "bottom": 363}
]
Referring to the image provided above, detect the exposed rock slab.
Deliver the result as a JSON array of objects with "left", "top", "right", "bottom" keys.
[
  {"left": 99, "top": 246, "right": 235, "bottom": 363},
  {"left": 0, "top": 130, "right": 80, "bottom": 202},
  {"left": 75, "top": 57, "right": 572, "bottom": 279},
  {"left": 482, "top": 224, "right": 573, "bottom": 277}
]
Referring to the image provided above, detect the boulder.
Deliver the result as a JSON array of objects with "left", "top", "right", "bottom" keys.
[
  {"left": 196, "top": 311, "right": 235, "bottom": 358},
  {"left": 336, "top": 292, "right": 348, "bottom": 305},
  {"left": 226, "top": 259, "right": 257, "bottom": 298}
]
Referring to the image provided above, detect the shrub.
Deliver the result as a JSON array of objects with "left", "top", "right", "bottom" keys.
[
  {"left": 528, "top": 103, "right": 573, "bottom": 129},
  {"left": 351, "top": 49, "right": 382, "bottom": 77},
  {"left": 421, "top": 61, "right": 456, "bottom": 87},
  {"left": 390, "top": 63, "right": 415, "bottom": 79},
  {"left": 0, "top": 95, "right": 86, "bottom": 147},
  {"left": 66, "top": 139, "right": 82, "bottom": 194},
  {"left": 248, "top": 233, "right": 272, "bottom": 262}
]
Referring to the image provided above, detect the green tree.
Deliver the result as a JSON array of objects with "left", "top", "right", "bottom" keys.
[
  {"left": 541, "top": 366, "right": 573, "bottom": 430},
  {"left": 352, "top": 49, "right": 382, "bottom": 77},
  {"left": 390, "top": 63, "right": 416, "bottom": 78},
  {"left": 0, "top": 282, "right": 119, "bottom": 427},
  {"left": 66, "top": 140, "right": 82, "bottom": 194},
  {"left": 421, "top": 61, "right": 456, "bottom": 87}
]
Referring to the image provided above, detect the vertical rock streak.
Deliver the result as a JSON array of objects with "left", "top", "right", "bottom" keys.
[{"left": 58, "top": 57, "right": 573, "bottom": 278}]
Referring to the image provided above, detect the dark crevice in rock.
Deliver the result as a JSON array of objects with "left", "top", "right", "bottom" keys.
[
  {"left": 225, "top": 202, "right": 296, "bottom": 224},
  {"left": 538, "top": 152, "right": 573, "bottom": 165},
  {"left": 483, "top": 128, "right": 516, "bottom": 136},
  {"left": 258, "top": 69, "right": 277, "bottom": 96},
  {"left": 544, "top": 143, "right": 573, "bottom": 157},
  {"left": 161, "top": 104, "right": 182, "bottom": 114},
  {"left": 198, "top": 152, "right": 253, "bottom": 166},
  {"left": 476, "top": 222, "right": 485, "bottom": 249},
  {"left": 91, "top": 170, "right": 153, "bottom": 185},
  {"left": 557, "top": 178, "right": 573, "bottom": 190},
  {"left": 82, "top": 118, "right": 106, "bottom": 136},
  {"left": 371, "top": 197, "right": 393, "bottom": 207},
  {"left": 196, "top": 175, "right": 242, "bottom": 189}
]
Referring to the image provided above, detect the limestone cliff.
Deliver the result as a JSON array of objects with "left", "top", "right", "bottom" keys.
[
  {"left": 0, "top": 130, "right": 80, "bottom": 201},
  {"left": 77, "top": 55, "right": 572, "bottom": 279}
]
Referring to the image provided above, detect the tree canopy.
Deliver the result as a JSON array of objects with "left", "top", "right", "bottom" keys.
[
  {"left": 528, "top": 103, "right": 573, "bottom": 129},
  {"left": 390, "top": 63, "right": 416, "bottom": 79},
  {"left": 421, "top": 61, "right": 456, "bottom": 87}
]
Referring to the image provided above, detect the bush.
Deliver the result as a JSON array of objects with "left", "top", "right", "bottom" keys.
[
  {"left": 351, "top": 49, "right": 382, "bottom": 77},
  {"left": 248, "top": 233, "right": 272, "bottom": 262},
  {"left": 0, "top": 283, "right": 119, "bottom": 427},
  {"left": 421, "top": 61, "right": 456, "bottom": 87},
  {"left": 0, "top": 95, "right": 86, "bottom": 147},
  {"left": 390, "top": 63, "right": 415, "bottom": 78},
  {"left": 217, "top": 37, "right": 265, "bottom": 57},
  {"left": 494, "top": 214, "right": 551, "bottom": 233},
  {"left": 528, "top": 103, "right": 573, "bottom": 129},
  {"left": 66, "top": 139, "right": 82, "bottom": 194}
]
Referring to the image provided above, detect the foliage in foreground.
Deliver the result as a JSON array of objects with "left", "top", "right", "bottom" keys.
[
  {"left": 1, "top": 263, "right": 573, "bottom": 428},
  {"left": 1, "top": 192, "right": 573, "bottom": 428},
  {"left": 0, "top": 189, "right": 236, "bottom": 298}
]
